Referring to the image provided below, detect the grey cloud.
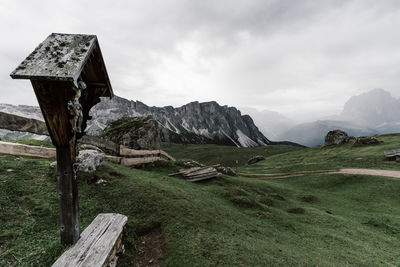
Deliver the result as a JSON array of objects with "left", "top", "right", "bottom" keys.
[{"left": 0, "top": 0, "right": 399, "bottom": 122}]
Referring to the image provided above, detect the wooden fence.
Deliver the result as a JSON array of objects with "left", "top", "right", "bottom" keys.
[{"left": 0, "top": 141, "right": 175, "bottom": 166}]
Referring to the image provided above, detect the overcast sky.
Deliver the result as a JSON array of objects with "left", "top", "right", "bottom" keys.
[{"left": 0, "top": 0, "right": 399, "bottom": 122}]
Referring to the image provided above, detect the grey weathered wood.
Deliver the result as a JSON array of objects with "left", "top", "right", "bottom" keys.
[
  {"left": 121, "top": 156, "right": 162, "bottom": 166},
  {"left": 10, "top": 33, "right": 112, "bottom": 92},
  {"left": 169, "top": 166, "right": 219, "bottom": 182},
  {"left": 0, "top": 141, "right": 56, "bottom": 158},
  {"left": 10, "top": 32, "right": 114, "bottom": 245},
  {"left": 52, "top": 213, "right": 128, "bottom": 267},
  {"left": 384, "top": 149, "right": 400, "bottom": 158}
]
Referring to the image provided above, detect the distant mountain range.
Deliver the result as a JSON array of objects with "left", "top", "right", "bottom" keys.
[
  {"left": 0, "top": 96, "right": 273, "bottom": 148},
  {"left": 243, "top": 89, "right": 400, "bottom": 147},
  {"left": 2, "top": 89, "right": 397, "bottom": 147}
]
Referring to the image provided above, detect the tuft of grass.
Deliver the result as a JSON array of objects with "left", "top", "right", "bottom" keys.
[{"left": 9, "top": 139, "right": 54, "bottom": 148}]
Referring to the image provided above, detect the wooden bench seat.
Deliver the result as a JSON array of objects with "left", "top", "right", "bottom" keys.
[{"left": 52, "top": 213, "right": 128, "bottom": 267}]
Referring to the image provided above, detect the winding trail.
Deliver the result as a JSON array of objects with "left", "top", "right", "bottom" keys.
[
  {"left": 336, "top": 168, "right": 400, "bottom": 179},
  {"left": 239, "top": 168, "right": 400, "bottom": 179}
]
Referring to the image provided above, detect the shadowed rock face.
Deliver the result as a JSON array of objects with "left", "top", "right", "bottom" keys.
[
  {"left": 324, "top": 129, "right": 349, "bottom": 146},
  {"left": 87, "top": 96, "right": 271, "bottom": 147},
  {"left": 0, "top": 111, "right": 48, "bottom": 135},
  {"left": 0, "top": 96, "right": 271, "bottom": 147},
  {"left": 102, "top": 116, "right": 161, "bottom": 150}
]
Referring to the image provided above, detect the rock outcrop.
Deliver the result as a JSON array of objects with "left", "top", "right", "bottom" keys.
[
  {"left": 102, "top": 116, "right": 161, "bottom": 150},
  {"left": 0, "top": 111, "right": 48, "bottom": 135},
  {"left": 248, "top": 155, "right": 266, "bottom": 165},
  {"left": 87, "top": 96, "right": 270, "bottom": 147},
  {"left": 76, "top": 149, "right": 104, "bottom": 173},
  {"left": 354, "top": 136, "right": 380, "bottom": 145},
  {"left": 324, "top": 130, "right": 350, "bottom": 146},
  {"left": 0, "top": 96, "right": 273, "bottom": 148}
]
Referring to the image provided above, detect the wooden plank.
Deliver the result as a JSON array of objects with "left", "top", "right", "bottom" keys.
[
  {"left": 52, "top": 213, "right": 128, "bottom": 267},
  {"left": 0, "top": 141, "right": 55, "bottom": 158},
  {"left": 119, "top": 146, "right": 160, "bottom": 157},
  {"left": 384, "top": 149, "right": 400, "bottom": 157},
  {"left": 187, "top": 173, "right": 220, "bottom": 182},
  {"left": 159, "top": 150, "right": 176, "bottom": 161},
  {"left": 182, "top": 167, "right": 216, "bottom": 177},
  {"left": 184, "top": 171, "right": 218, "bottom": 179},
  {"left": 104, "top": 155, "right": 122, "bottom": 164},
  {"left": 79, "top": 135, "right": 120, "bottom": 155},
  {"left": 121, "top": 156, "right": 162, "bottom": 166}
]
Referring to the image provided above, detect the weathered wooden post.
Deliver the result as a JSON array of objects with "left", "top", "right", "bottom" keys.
[{"left": 10, "top": 33, "right": 113, "bottom": 244}]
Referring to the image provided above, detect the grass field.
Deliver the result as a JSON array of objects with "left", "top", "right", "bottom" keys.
[{"left": 1, "top": 134, "right": 400, "bottom": 266}]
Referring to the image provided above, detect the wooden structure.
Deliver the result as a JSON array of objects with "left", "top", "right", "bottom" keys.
[
  {"left": 169, "top": 165, "right": 219, "bottom": 182},
  {"left": 52, "top": 213, "right": 127, "bottom": 267},
  {"left": 10, "top": 33, "right": 113, "bottom": 244},
  {"left": 0, "top": 141, "right": 56, "bottom": 158},
  {"left": 384, "top": 149, "right": 400, "bottom": 162},
  {"left": 0, "top": 140, "right": 175, "bottom": 167}
]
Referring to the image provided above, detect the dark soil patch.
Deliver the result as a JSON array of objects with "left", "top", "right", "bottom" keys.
[
  {"left": 271, "top": 194, "right": 286, "bottom": 201},
  {"left": 299, "top": 195, "right": 318, "bottom": 203},
  {"left": 134, "top": 227, "right": 166, "bottom": 267},
  {"left": 229, "top": 196, "right": 265, "bottom": 210},
  {"left": 260, "top": 198, "right": 274, "bottom": 206},
  {"left": 109, "top": 171, "right": 126, "bottom": 179},
  {"left": 287, "top": 208, "right": 305, "bottom": 214}
]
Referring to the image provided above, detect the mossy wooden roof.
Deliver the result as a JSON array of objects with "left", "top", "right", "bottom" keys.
[{"left": 10, "top": 33, "right": 113, "bottom": 96}]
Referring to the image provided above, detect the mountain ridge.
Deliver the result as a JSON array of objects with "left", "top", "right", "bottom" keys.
[{"left": 0, "top": 96, "right": 274, "bottom": 148}]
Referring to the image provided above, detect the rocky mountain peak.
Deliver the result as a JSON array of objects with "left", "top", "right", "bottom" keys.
[
  {"left": 86, "top": 96, "right": 270, "bottom": 147},
  {"left": 341, "top": 88, "right": 400, "bottom": 126}
]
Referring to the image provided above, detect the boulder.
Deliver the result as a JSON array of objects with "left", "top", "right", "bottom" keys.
[
  {"left": 102, "top": 116, "right": 160, "bottom": 150},
  {"left": 248, "top": 155, "right": 266, "bottom": 165},
  {"left": 324, "top": 130, "right": 349, "bottom": 146},
  {"left": 354, "top": 136, "right": 380, "bottom": 145},
  {"left": 49, "top": 149, "right": 104, "bottom": 173},
  {"left": 76, "top": 149, "right": 104, "bottom": 173}
]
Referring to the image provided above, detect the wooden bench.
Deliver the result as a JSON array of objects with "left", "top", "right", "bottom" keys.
[{"left": 52, "top": 213, "right": 128, "bottom": 267}]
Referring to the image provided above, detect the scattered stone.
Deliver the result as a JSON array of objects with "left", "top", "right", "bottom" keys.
[
  {"left": 248, "top": 155, "right": 266, "bottom": 165},
  {"left": 77, "top": 149, "right": 104, "bottom": 173},
  {"left": 50, "top": 161, "right": 57, "bottom": 168},
  {"left": 102, "top": 116, "right": 160, "bottom": 150},
  {"left": 354, "top": 136, "right": 380, "bottom": 145},
  {"left": 287, "top": 207, "right": 305, "bottom": 214},
  {"left": 324, "top": 130, "right": 349, "bottom": 146},
  {"left": 215, "top": 166, "right": 237, "bottom": 176},
  {"left": 95, "top": 179, "right": 107, "bottom": 185},
  {"left": 14, "top": 157, "right": 24, "bottom": 161}
]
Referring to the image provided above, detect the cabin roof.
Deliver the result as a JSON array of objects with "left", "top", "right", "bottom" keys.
[{"left": 10, "top": 33, "right": 113, "bottom": 96}]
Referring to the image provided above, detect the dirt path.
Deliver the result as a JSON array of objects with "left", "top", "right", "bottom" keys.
[
  {"left": 239, "top": 168, "right": 400, "bottom": 179},
  {"left": 336, "top": 168, "right": 400, "bottom": 179}
]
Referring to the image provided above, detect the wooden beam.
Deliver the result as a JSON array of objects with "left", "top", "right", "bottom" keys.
[
  {"left": 56, "top": 143, "right": 80, "bottom": 244},
  {"left": 0, "top": 141, "right": 55, "bottom": 158},
  {"left": 52, "top": 213, "right": 127, "bottom": 267}
]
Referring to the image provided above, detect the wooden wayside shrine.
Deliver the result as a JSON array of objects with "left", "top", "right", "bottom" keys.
[{"left": 10, "top": 33, "right": 113, "bottom": 244}]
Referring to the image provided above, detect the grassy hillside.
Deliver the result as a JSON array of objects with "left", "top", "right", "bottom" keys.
[
  {"left": 1, "top": 134, "right": 400, "bottom": 266},
  {"left": 161, "top": 142, "right": 301, "bottom": 167}
]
